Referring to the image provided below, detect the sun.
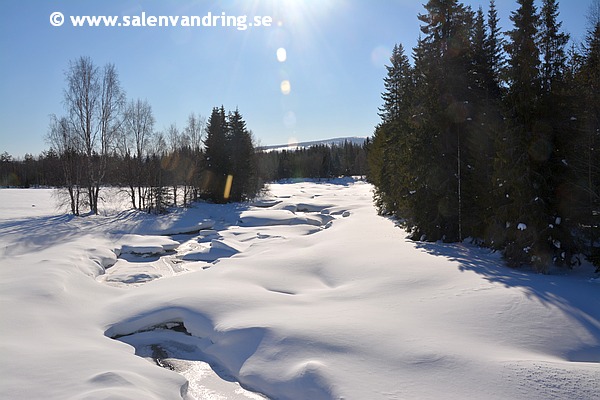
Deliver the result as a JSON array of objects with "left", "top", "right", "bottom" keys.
[{"left": 238, "top": 0, "right": 339, "bottom": 31}]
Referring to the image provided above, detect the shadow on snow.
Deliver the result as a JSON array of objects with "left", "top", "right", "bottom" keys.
[{"left": 414, "top": 240, "right": 600, "bottom": 363}]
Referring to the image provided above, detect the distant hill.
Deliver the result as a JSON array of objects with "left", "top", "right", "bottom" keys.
[{"left": 259, "top": 137, "right": 367, "bottom": 152}]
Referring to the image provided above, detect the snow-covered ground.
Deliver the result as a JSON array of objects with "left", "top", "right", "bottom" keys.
[{"left": 0, "top": 180, "right": 598, "bottom": 400}]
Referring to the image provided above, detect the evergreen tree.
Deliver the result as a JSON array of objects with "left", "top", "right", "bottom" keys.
[
  {"left": 537, "top": 0, "right": 579, "bottom": 267},
  {"left": 575, "top": 21, "right": 600, "bottom": 267},
  {"left": 370, "top": 43, "right": 414, "bottom": 216},
  {"left": 486, "top": 0, "right": 504, "bottom": 97},
  {"left": 408, "top": 37, "right": 440, "bottom": 236},
  {"left": 369, "top": 121, "right": 399, "bottom": 214},
  {"left": 202, "top": 106, "right": 260, "bottom": 202},
  {"left": 539, "top": 0, "right": 570, "bottom": 94},
  {"left": 228, "top": 108, "right": 258, "bottom": 201},
  {"left": 504, "top": 0, "right": 540, "bottom": 119},
  {"left": 378, "top": 44, "right": 413, "bottom": 124},
  {"left": 463, "top": 6, "right": 502, "bottom": 240},
  {"left": 472, "top": 7, "right": 490, "bottom": 94},
  {"left": 203, "top": 106, "right": 230, "bottom": 201},
  {"left": 493, "top": 0, "right": 565, "bottom": 270},
  {"left": 415, "top": 0, "right": 474, "bottom": 241}
]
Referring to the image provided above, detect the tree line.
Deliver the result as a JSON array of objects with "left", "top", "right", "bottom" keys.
[
  {"left": 1, "top": 139, "right": 367, "bottom": 194},
  {"left": 368, "top": 0, "right": 600, "bottom": 271},
  {"left": 1, "top": 55, "right": 368, "bottom": 212},
  {"left": 1, "top": 139, "right": 368, "bottom": 195},
  {"left": 257, "top": 141, "right": 368, "bottom": 181}
]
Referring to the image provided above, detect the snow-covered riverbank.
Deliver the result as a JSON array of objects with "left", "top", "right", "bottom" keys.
[{"left": 1, "top": 180, "right": 598, "bottom": 399}]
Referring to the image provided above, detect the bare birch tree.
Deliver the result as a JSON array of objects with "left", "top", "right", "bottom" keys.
[
  {"left": 47, "top": 114, "right": 83, "bottom": 215},
  {"left": 96, "top": 63, "right": 126, "bottom": 210},
  {"left": 184, "top": 112, "right": 206, "bottom": 202},
  {"left": 185, "top": 112, "right": 205, "bottom": 153},
  {"left": 123, "top": 98, "right": 155, "bottom": 210},
  {"left": 64, "top": 56, "right": 100, "bottom": 214},
  {"left": 61, "top": 56, "right": 124, "bottom": 214}
]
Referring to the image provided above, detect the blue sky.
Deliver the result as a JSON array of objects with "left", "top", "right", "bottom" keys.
[{"left": 0, "top": 0, "right": 591, "bottom": 158}]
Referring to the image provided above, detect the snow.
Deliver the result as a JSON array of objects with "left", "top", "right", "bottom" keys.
[
  {"left": 1, "top": 181, "right": 599, "bottom": 400},
  {"left": 118, "top": 234, "right": 181, "bottom": 255},
  {"left": 258, "top": 137, "right": 366, "bottom": 152}
]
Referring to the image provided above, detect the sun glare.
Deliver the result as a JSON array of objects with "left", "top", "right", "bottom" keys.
[{"left": 245, "top": 0, "right": 337, "bottom": 33}]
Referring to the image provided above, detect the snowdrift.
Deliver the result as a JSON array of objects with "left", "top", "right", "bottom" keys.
[{"left": 0, "top": 181, "right": 598, "bottom": 399}]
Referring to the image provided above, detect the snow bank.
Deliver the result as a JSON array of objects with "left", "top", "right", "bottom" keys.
[
  {"left": 239, "top": 209, "right": 324, "bottom": 227},
  {"left": 181, "top": 239, "right": 244, "bottom": 262},
  {"left": 0, "top": 235, "right": 189, "bottom": 399},
  {"left": 117, "top": 234, "right": 180, "bottom": 255},
  {"left": 250, "top": 199, "right": 282, "bottom": 208}
]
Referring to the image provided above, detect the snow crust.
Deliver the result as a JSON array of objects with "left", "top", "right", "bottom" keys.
[{"left": 1, "top": 181, "right": 599, "bottom": 400}]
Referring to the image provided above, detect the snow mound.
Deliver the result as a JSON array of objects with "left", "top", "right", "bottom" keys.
[
  {"left": 97, "top": 259, "right": 164, "bottom": 286},
  {"left": 181, "top": 239, "right": 244, "bottom": 262},
  {"left": 295, "top": 203, "right": 334, "bottom": 213},
  {"left": 239, "top": 210, "right": 323, "bottom": 227},
  {"left": 117, "top": 234, "right": 179, "bottom": 255},
  {"left": 270, "top": 202, "right": 300, "bottom": 212},
  {"left": 198, "top": 229, "right": 219, "bottom": 238},
  {"left": 87, "top": 247, "right": 119, "bottom": 274},
  {"left": 151, "top": 219, "right": 215, "bottom": 235},
  {"left": 124, "top": 214, "right": 215, "bottom": 236},
  {"left": 250, "top": 199, "right": 282, "bottom": 208}
]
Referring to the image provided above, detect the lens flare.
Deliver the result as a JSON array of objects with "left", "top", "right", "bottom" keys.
[
  {"left": 276, "top": 47, "right": 287, "bottom": 62},
  {"left": 224, "top": 174, "right": 233, "bottom": 200},
  {"left": 280, "top": 80, "right": 291, "bottom": 95}
]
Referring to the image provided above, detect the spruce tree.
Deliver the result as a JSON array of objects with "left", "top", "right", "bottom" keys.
[
  {"left": 399, "top": 36, "right": 441, "bottom": 239},
  {"left": 203, "top": 106, "right": 230, "bottom": 201},
  {"left": 494, "top": 0, "right": 550, "bottom": 269},
  {"left": 379, "top": 44, "right": 413, "bottom": 124},
  {"left": 463, "top": 6, "right": 501, "bottom": 240},
  {"left": 228, "top": 108, "right": 257, "bottom": 201},
  {"left": 539, "top": 0, "right": 570, "bottom": 94},
  {"left": 415, "top": 0, "right": 474, "bottom": 241},
  {"left": 370, "top": 43, "right": 414, "bottom": 217},
  {"left": 576, "top": 22, "right": 600, "bottom": 267},
  {"left": 504, "top": 0, "right": 540, "bottom": 120},
  {"left": 472, "top": 7, "right": 490, "bottom": 94},
  {"left": 486, "top": 0, "right": 504, "bottom": 97},
  {"left": 537, "top": 0, "right": 579, "bottom": 267}
]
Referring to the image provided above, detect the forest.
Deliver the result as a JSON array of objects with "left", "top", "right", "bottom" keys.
[{"left": 367, "top": 0, "right": 600, "bottom": 270}]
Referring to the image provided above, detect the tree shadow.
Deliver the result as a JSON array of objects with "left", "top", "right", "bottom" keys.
[
  {"left": 0, "top": 214, "right": 80, "bottom": 255},
  {"left": 414, "top": 240, "right": 600, "bottom": 362},
  {"left": 109, "top": 202, "right": 252, "bottom": 237}
]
